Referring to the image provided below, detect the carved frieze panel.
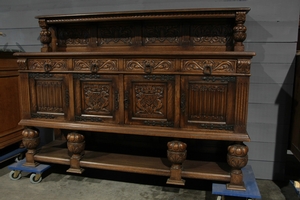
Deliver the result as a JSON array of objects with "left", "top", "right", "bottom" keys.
[
  {"left": 57, "top": 26, "right": 91, "bottom": 46},
  {"left": 28, "top": 59, "right": 67, "bottom": 72},
  {"left": 83, "top": 83, "right": 111, "bottom": 114},
  {"left": 98, "top": 25, "right": 134, "bottom": 45},
  {"left": 190, "top": 23, "right": 233, "bottom": 46},
  {"left": 74, "top": 59, "right": 118, "bottom": 71},
  {"left": 188, "top": 83, "right": 228, "bottom": 122},
  {"left": 125, "top": 59, "right": 175, "bottom": 72},
  {"left": 143, "top": 24, "right": 180, "bottom": 45},
  {"left": 182, "top": 59, "right": 236, "bottom": 73}
]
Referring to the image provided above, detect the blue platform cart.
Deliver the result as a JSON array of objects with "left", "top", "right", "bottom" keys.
[{"left": 8, "top": 159, "right": 51, "bottom": 184}]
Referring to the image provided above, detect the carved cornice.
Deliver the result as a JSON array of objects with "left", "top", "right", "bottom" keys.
[
  {"left": 41, "top": 10, "right": 246, "bottom": 24},
  {"left": 17, "top": 58, "right": 27, "bottom": 70}
]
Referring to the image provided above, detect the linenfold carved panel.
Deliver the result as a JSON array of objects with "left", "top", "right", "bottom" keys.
[
  {"left": 182, "top": 59, "right": 236, "bottom": 73},
  {"left": 188, "top": 84, "right": 228, "bottom": 122},
  {"left": 35, "top": 80, "right": 64, "bottom": 113}
]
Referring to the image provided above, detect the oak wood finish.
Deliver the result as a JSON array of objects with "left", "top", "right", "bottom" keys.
[
  {"left": 15, "top": 8, "right": 255, "bottom": 190},
  {"left": 0, "top": 52, "right": 23, "bottom": 149}
]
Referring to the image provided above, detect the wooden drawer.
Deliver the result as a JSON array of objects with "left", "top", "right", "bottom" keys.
[
  {"left": 28, "top": 59, "right": 67, "bottom": 72},
  {"left": 73, "top": 58, "right": 119, "bottom": 72},
  {"left": 181, "top": 59, "right": 237, "bottom": 74},
  {"left": 124, "top": 59, "right": 176, "bottom": 73}
]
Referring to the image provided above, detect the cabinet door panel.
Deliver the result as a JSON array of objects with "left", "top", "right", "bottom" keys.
[
  {"left": 74, "top": 74, "right": 119, "bottom": 124},
  {"left": 124, "top": 75, "right": 175, "bottom": 127},
  {"left": 29, "top": 73, "right": 70, "bottom": 120},
  {"left": 181, "top": 76, "right": 236, "bottom": 130}
]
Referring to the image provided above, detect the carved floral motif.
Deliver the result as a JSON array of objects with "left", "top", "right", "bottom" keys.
[
  {"left": 182, "top": 59, "right": 236, "bottom": 73},
  {"left": 125, "top": 60, "right": 174, "bottom": 71},
  {"left": 135, "top": 85, "right": 164, "bottom": 115},
  {"left": 74, "top": 59, "right": 118, "bottom": 71},
  {"left": 28, "top": 59, "right": 67, "bottom": 71},
  {"left": 84, "top": 84, "right": 110, "bottom": 113}
]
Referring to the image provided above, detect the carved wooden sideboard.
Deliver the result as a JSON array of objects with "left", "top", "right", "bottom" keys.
[{"left": 15, "top": 8, "right": 255, "bottom": 190}]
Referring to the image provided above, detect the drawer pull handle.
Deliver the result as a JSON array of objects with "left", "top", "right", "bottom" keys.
[
  {"left": 203, "top": 65, "right": 212, "bottom": 75},
  {"left": 44, "top": 63, "right": 52, "bottom": 72},
  {"left": 90, "top": 63, "right": 99, "bottom": 73},
  {"left": 144, "top": 63, "right": 153, "bottom": 74}
]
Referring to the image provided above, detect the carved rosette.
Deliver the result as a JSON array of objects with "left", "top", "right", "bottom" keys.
[
  {"left": 237, "top": 59, "right": 251, "bottom": 74},
  {"left": 66, "top": 132, "right": 85, "bottom": 174},
  {"left": 166, "top": 140, "right": 187, "bottom": 185},
  {"left": 22, "top": 128, "right": 40, "bottom": 167},
  {"left": 227, "top": 142, "right": 248, "bottom": 190},
  {"left": 39, "top": 19, "right": 52, "bottom": 52},
  {"left": 234, "top": 12, "right": 247, "bottom": 51}
]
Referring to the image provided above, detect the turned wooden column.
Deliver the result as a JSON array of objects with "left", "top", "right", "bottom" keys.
[
  {"left": 38, "top": 19, "right": 52, "bottom": 52},
  {"left": 66, "top": 132, "right": 85, "bottom": 174},
  {"left": 166, "top": 140, "right": 187, "bottom": 185},
  {"left": 22, "top": 128, "right": 40, "bottom": 167},
  {"left": 227, "top": 142, "right": 248, "bottom": 190},
  {"left": 234, "top": 11, "right": 247, "bottom": 51}
]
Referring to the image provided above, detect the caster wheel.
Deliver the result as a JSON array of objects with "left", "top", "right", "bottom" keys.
[
  {"left": 29, "top": 173, "right": 42, "bottom": 184},
  {"left": 9, "top": 171, "right": 21, "bottom": 180}
]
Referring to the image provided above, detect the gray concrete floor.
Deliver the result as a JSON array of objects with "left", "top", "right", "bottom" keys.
[{"left": 0, "top": 157, "right": 299, "bottom": 200}]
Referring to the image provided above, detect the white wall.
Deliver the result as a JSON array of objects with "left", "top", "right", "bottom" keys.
[{"left": 1, "top": 0, "right": 299, "bottom": 180}]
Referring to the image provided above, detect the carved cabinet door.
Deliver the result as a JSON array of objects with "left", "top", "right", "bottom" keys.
[
  {"left": 73, "top": 74, "right": 119, "bottom": 124},
  {"left": 28, "top": 73, "right": 71, "bottom": 121},
  {"left": 180, "top": 75, "right": 236, "bottom": 131},
  {"left": 124, "top": 75, "right": 175, "bottom": 127}
]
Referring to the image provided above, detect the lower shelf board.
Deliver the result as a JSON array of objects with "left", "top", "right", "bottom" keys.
[{"left": 34, "top": 140, "right": 230, "bottom": 182}]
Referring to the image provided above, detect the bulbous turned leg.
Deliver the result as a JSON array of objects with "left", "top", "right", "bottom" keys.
[
  {"left": 166, "top": 140, "right": 187, "bottom": 185},
  {"left": 66, "top": 132, "right": 85, "bottom": 174},
  {"left": 227, "top": 142, "right": 248, "bottom": 190},
  {"left": 22, "top": 128, "right": 40, "bottom": 167}
]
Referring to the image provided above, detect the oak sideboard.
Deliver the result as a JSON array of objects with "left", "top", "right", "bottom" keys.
[{"left": 14, "top": 8, "right": 255, "bottom": 190}]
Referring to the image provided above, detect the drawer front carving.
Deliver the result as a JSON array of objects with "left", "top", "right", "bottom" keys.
[
  {"left": 124, "top": 75, "right": 175, "bottom": 126},
  {"left": 28, "top": 59, "right": 67, "bottom": 72},
  {"left": 125, "top": 59, "right": 175, "bottom": 73},
  {"left": 74, "top": 59, "right": 118, "bottom": 72},
  {"left": 181, "top": 59, "right": 236, "bottom": 74},
  {"left": 74, "top": 74, "right": 119, "bottom": 124},
  {"left": 29, "top": 73, "right": 69, "bottom": 120}
]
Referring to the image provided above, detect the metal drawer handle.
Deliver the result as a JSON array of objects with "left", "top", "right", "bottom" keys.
[
  {"left": 90, "top": 63, "right": 99, "bottom": 73},
  {"left": 43, "top": 63, "right": 52, "bottom": 72},
  {"left": 203, "top": 65, "right": 212, "bottom": 75},
  {"left": 144, "top": 63, "right": 153, "bottom": 74}
]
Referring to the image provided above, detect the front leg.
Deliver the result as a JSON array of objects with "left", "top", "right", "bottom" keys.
[
  {"left": 22, "top": 127, "right": 40, "bottom": 167},
  {"left": 227, "top": 142, "right": 248, "bottom": 190},
  {"left": 66, "top": 132, "right": 85, "bottom": 174},
  {"left": 166, "top": 140, "right": 187, "bottom": 185}
]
